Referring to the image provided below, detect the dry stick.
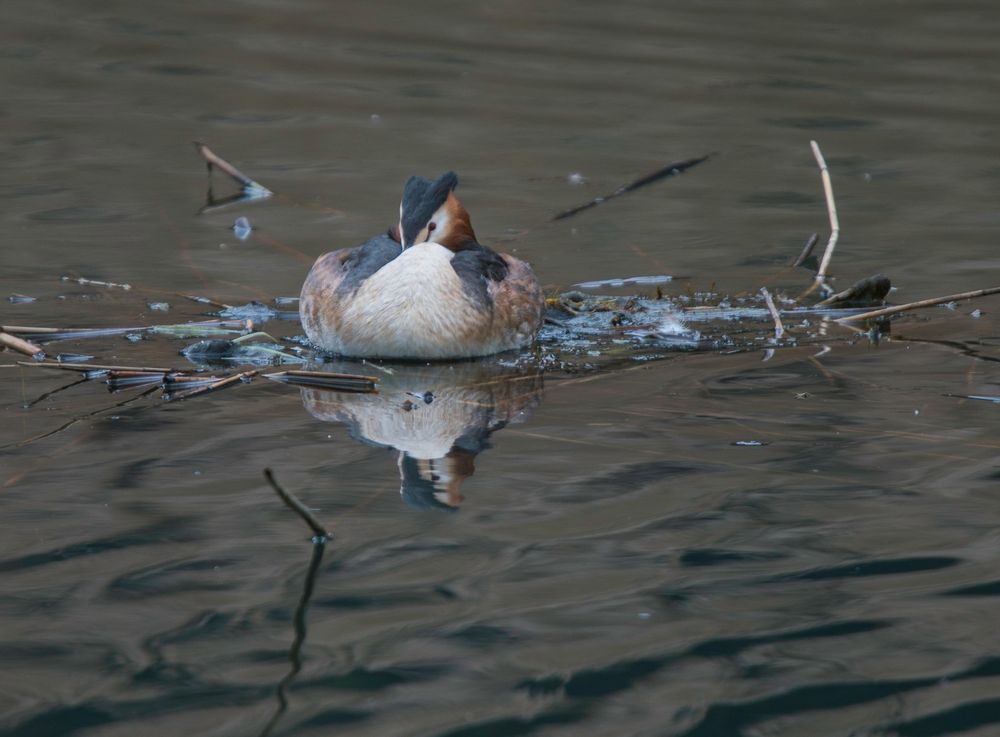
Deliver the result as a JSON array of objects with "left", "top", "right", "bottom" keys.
[
  {"left": 263, "top": 468, "right": 330, "bottom": 539},
  {"left": 1, "top": 333, "right": 45, "bottom": 359},
  {"left": 194, "top": 142, "right": 272, "bottom": 196},
  {"left": 61, "top": 276, "right": 132, "bottom": 290},
  {"left": 19, "top": 361, "right": 175, "bottom": 373},
  {"left": 180, "top": 294, "right": 233, "bottom": 309},
  {"left": 1, "top": 326, "right": 61, "bottom": 335},
  {"left": 800, "top": 141, "right": 840, "bottom": 299},
  {"left": 265, "top": 370, "right": 378, "bottom": 393},
  {"left": 836, "top": 286, "right": 1000, "bottom": 322},
  {"left": 165, "top": 369, "right": 259, "bottom": 401},
  {"left": 760, "top": 288, "right": 785, "bottom": 339}
]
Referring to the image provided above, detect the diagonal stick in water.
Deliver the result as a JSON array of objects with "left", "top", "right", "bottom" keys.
[
  {"left": 263, "top": 468, "right": 330, "bottom": 539},
  {"left": 194, "top": 142, "right": 273, "bottom": 198},
  {"left": 1, "top": 332, "right": 44, "bottom": 360},
  {"left": 552, "top": 154, "right": 712, "bottom": 221},
  {"left": 836, "top": 286, "right": 1000, "bottom": 322}
]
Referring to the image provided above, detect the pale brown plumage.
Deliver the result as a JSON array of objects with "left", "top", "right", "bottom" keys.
[{"left": 300, "top": 172, "right": 544, "bottom": 360}]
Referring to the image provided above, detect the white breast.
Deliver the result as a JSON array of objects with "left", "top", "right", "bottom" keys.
[{"left": 336, "top": 243, "right": 487, "bottom": 359}]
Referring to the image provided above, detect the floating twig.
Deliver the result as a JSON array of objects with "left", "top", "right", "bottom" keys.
[
  {"left": 19, "top": 361, "right": 174, "bottom": 373},
  {"left": 1, "top": 332, "right": 45, "bottom": 360},
  {"left": 13, "top": 319, "right": 252, "bottom": 344},
  {"left": 837, "top": 286, "right": 1000, "bottom": 323},
  {"left": 163, "top": 373, "right": 226, "bottom": 390},
  {"left": 194, "top": 142, "right": 272, "bottom": 211},
  {"left": 760, "top": 288, "right": 785, "bottom": 340},
  {"left": 800, "top": 141, "right": 840, "bottom": 299},
  {"left": 180, "top": 294, "right": 233, "bottom": 309},
  {"left": 1, "top": 326, "right": 61, "bottom": 335},
  {"left": 105, "top": 370, "right": 169, "bottom": 391},
  {"left": 61, "top": 276, "right": 132, "bottom": 290},
  {"left": 945, "top": 393, "right": 1000, "bottom": 404},
  {"left": 164, "top": 369, "right": 259, "bottom": 401},
  {"left": 263, "top": 468, "right": 330, "bottom": 539},
  {"left": 265, "top": 370, "right": 378, "bottom": 393},
  {"left": 552, "top": 154, "right": 711, "bottom": 221},
  {"left": 15, "top": 326, "right": 144, "bottom": 342}
]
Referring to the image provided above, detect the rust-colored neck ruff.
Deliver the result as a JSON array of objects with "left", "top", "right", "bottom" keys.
[{"left": 438, "top": 193, "right": 477, "bottom": 251}]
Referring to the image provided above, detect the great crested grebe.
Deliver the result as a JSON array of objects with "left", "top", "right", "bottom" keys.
[{"left": 300, "top": 171, "right": 544, "bottom": 359}]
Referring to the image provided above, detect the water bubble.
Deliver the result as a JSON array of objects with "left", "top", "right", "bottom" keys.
[{"left": 233, "top": 216, "right": 252, "bottom": 240}]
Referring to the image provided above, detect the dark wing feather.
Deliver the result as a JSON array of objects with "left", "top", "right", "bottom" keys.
[
  {"left": 450, "top": 244, "right": 510, "bottom": 310},
  {"left": 337, "top": 230, "right": 403, "bottom": 295}
]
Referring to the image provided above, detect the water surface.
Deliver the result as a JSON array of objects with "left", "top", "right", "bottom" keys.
[{"left": 3, "top": 1, "right": 1000, "bottom": 735}]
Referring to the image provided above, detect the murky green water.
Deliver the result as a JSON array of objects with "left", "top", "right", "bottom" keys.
[{"left": 3, "top": 1, "right": 1000, "bottom": 735}]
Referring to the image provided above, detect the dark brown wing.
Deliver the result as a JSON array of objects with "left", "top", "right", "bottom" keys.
[
  {"left": 299, "top": 231, "right": 402, "bottom": 348},
  {"left": 450, "top": 244, "right": 509, "bottom": 311},
  {"left": 300, "top": 248, "right": 352, "bottom": 347}
]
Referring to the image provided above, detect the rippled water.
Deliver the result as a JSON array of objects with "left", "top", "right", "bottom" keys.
[{"left": 3, "top": 1, "right": 1000, "bottom": 735}]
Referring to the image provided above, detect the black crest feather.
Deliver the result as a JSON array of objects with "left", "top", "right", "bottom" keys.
[{"left": 400, "top": 171, "right": 458, "bottom": 246}]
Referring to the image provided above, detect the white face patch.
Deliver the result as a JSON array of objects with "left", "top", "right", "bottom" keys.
[{"left": 425, "top": 204, "right": 450, "bottom": 245}]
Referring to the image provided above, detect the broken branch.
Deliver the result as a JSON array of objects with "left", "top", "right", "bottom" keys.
[
  {"left": 194, "top": 142, "right": 272, "bottom": 198},
  {"left": 836, "top": 286, "right": 1000, "bottom": 322},
  {"left": 20, "top": 361, "right": 174, "bottom": 373},
  {"left": 1, "top": 332, "right": 45, "bottom": 360}
]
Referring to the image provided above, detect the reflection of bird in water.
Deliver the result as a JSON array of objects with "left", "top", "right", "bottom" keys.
[
  {"left": 299, "top": 171, "right": 544, "bottom": 360},
  {"left": 301, "top": 361, "right": 543, "bottom": 510}
]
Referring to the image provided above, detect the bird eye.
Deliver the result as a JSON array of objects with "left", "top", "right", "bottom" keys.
[{"left": 427, "top": 222, "right": 437, "bottom": 233}]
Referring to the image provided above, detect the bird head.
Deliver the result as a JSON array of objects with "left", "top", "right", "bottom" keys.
[{"left": 398, "top": 171, "right": 474, "bottom": 249}]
